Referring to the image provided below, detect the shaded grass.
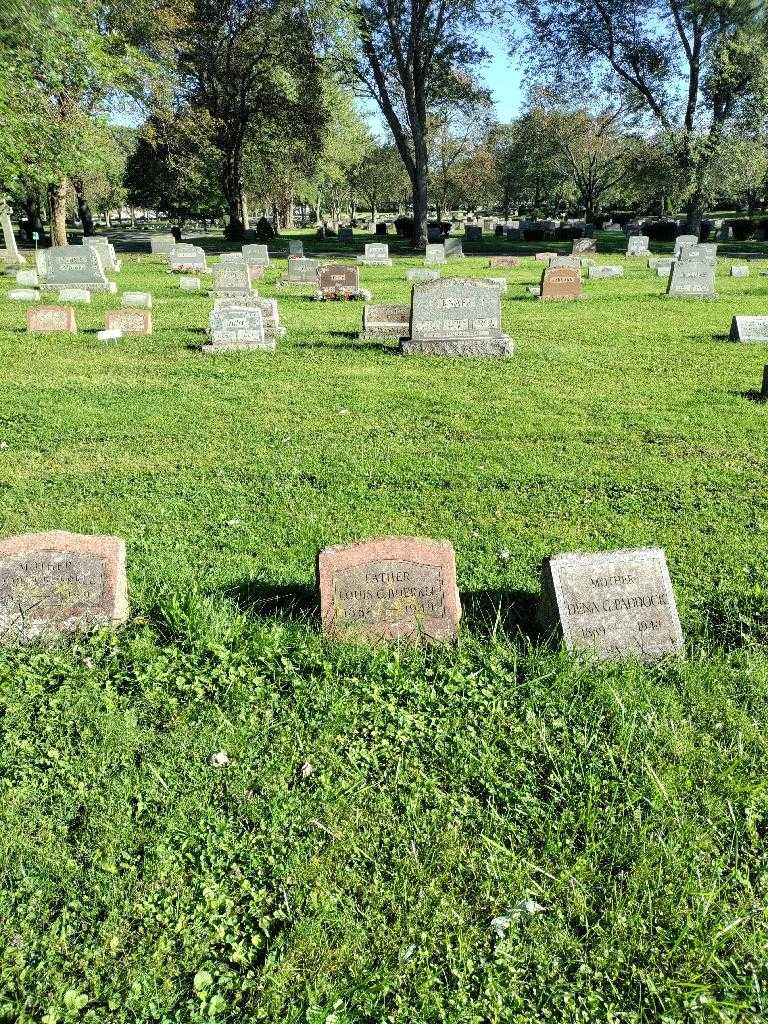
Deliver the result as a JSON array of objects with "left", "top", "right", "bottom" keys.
[{"left": 0, "top": 231, "right": 767, "bottom": 1022}]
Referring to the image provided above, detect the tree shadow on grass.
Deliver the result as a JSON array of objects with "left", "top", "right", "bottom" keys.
[{"left": 733, "top": 388, "right": 767, "bottom": 402}]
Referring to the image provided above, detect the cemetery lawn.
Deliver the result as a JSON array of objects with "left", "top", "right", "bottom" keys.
[{"left": 1, "top": 232, "right": 767, "bottom": 1023}]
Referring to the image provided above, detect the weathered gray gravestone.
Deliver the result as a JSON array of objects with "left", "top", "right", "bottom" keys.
[
  {"left": 43, "top": 245, "right": 116, "bottom": 292},
  {"left": 203, "top": 305, "right": 274, "bottom": 353},
  {"left": 357, "top": 243, "right": 392, "bottom": 266},
  {"left": 572, "top": 237, "right": 597, "bottom": 255},
  {"left": 401, "top": 278, "right": 513, "bottom": 357},
  {"left": 214, "top": 296, "right": 285, "bottom": 340},
  {"left": 8, "top": 289, "right": 40, "bottom": 302},
  {"left": 211, "top": 262, "right": 253, "bottom": 298},
  {"left": 666, "top": 260, "right": 715, "bottom": 298},
  {"left": 673, "top": 234, "right": 698, "bottom": 257},
  {"left": 425, "top": 243, "right": 446, "bottom": 265},
  {"left": 549, "top": 255, "right": 581, "bottom": 271},
  {"left": 121, "top": 291, "right": 152, "bottom": 309},
  {"left": 729, "top": 316, "right": 768, "bottom": 342},
  {"left": 241, "top": 244, "right": 270, "bottom": 268},
  {"left": 731, "top": 266, "right": 750, "bottom": 278},
  {"left": 626, "top": 235, "right": 650, "bottom": 256},
  {"left": 286, "top": 256, "right": 320, "bottom": 284},
  {"left": 169, "top": 245, "right": 207, "bottom": 273},
  {"left": 588, "top": 265, "right": 624, "bottom": 278},
  {"left": 317, "top": 536, "right": 461, "bottom": 642},
  {"left": 83, "top": 236, "right": 121, "bottom": 272},
  {"left": 406, "top": 269, "right": 440, "bottom": 284},
  {"left": 538, "top": 547, "right": 684, "bottom": 662},
  {"left": 288, "top": 240, "right": 304, "bottom": 256},
  {"left": 680, "top": 243, "right": 717, "bottom": 266},
  {"left": 360, "top": 304, "right": 410, "bottom": 339},
  {"left": 0, "top": 531, "right": 128, "bottom": 641},
  {"left": 444, "top": 237, "right": 464, "bottom": 258},
  {"left": 150, "top": 234, "right": 175, "bottom": 256}
]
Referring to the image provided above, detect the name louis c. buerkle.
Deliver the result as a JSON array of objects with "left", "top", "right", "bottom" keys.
[{"left": 317, "top": 537, "right": 460, "bottom": 642}]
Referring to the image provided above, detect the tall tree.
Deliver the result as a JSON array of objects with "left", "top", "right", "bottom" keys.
[
  {"left": 514, "top": 0, "right": 768, "bottom": 232},
  {"left": 350, "top": 0, "right": 490, "bottom": 247},
  {"left": 177, "top": 0, "right": 327, "bottom": 241}
]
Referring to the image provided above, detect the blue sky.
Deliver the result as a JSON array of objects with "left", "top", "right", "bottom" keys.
[{"left": 482, "top": 34, "right": 524, "bottom": 122}]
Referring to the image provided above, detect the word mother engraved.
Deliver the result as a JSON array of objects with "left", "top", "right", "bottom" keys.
[
  {"left": 317, "top": 536, "right": 460, "bottom": 642},
  {"left": 0, "top": 531, "right": 129, "bottom": 641},
  {"left": 538, "top": 547, "right": 684, "bottom": 662}
]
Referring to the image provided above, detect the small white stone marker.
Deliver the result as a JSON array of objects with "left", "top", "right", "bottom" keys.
[
  {"left": 731, "top": 266, "right": 750, "bottom": 278},
  {"left": 121, "top": 291, "right": 152, "bottom": 308},
  {"left": 58, "top": 288, "right": 92, "bottom": 303},
  {"left": 179, "top": 276, "right": 201, "bottom": 291},
  {"left": 97, "top": 328, "right": 123, "bottom": 342},
  {"left": 16, "top": 270, "right": 38, "bottom": 286},
  {"left": 8, "top": 288, "right": 39, "bottom": 301}
]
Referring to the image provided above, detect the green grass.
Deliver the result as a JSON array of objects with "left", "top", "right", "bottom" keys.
[{"left": 0, "top": 231, "right": 767, "bottom": 1022}]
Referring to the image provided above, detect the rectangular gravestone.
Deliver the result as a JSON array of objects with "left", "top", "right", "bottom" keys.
[
  {"left": 444, "top": 238, "right": 464, "bottom": 258},
  {"left": 626, "top": 235, "right": 649, "bottom": 256},
  {"left": 9, "top": 289, "right": 40, "bottom": 301},
  {"left": 648, "top": 258, "right": 674, "bottom": 271},
  {"left": 44, "top": 245, "right": 115, "bottom": 292},
  {"left": 401, "top": 278, "right": 513, "bottom": 357},
  {"left": 105, "top": 309, "right": 153, "bottom": 336},
  {"left": 485, "top": 276, "right": 508, "bottom": 293},
  {"left": 0, "top": 531, "right": 129, "bottom": 641},
  {"left": 211, "top": 262, "right": 253, "bottom": 299},
  {"left": 464, "top": 225, "right": 482, "bottom": 242},
  {"left": 179, "top": 276, "right": 201, "bottom": 291},
  {"left": 406, "top": 268, "right": 440, "bottom": 283},
  {"left": 550, "top": 255, "right": 581, "bottom": 271},
  {"left": 150, "top": 234, "right": 176, "bottom": 256},
  {"left": 121, "top": 292, "right": 152, "bottom": 309},
  {"left": 169, "top": 245, "right": 207, "bottom": 273},
  {"left": 425, "top": 243, "right": 446, "bottom": 265},
  {"left": 27, "top": 305, "right": 77, "bottom": 333},
  {"left": 674, "top": 234, "right": 698, "bottom": 257},
  {"left": 588, "top": 265, "right": 624, "bottom": 278},
  {"left": 203, "top": 305, "right": 273, "bottom": 353},
  {"left": 540, "top": 266, "right": 582, "bottom": 300},
  {"left": 241, "top": 244, "right": 270, "bottom": 268},
  {"left": 338, "top": 226, "right": 353, "bottom": 243},
  {"left": 317, "top": 265, "right": 365, "bottom": 300},
  {"left": 680, "top": 243, "right": 717, "bottom": 266},
  {"left": 218, "top": 251, "right": 246, "bottom": 264},
  {"left": 360, "top": 303, "right": 409, "bottom": 339},
  {"left": 288, "top": 240, "right": 304, "bottom": 256},
  {"left": 214, "top": 296, "right": 285, "bottom": 340},
  {"left": 666, "top": 260, "right": 715, "bottom": 298},
  {"left": 535, "top": 251, "right": 558, "bottom": 262},
  {"left": 16, "top": 270, "right": 38, "bottom": 286},
  {"left": 489, "top": 256, "right": 520, "bottom": 268},
  {"left": 539, "top": 547, "right": 684, "bottom": 662},
  {"left": 731, "top": 266, "right": 749, "bottom": 278},
  {"left": 729, "top": 316, "right": 768, "bottom": 342},
  {"left": 357, "top": 242, "right": 392, "bottom": 266},
  {"left": 286, "top": 256, "right": 320, "bottom": 284},
  {"left": 572, "top": 237, "right": 597, "bottom": 256},
  {"left": 83, "top": 237, "right": 121, "bottom": 272},
  {"left": 317, "top": 536, "right": 460, "bottom": 642}
]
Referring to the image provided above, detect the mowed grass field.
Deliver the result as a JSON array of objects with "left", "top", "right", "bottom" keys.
[{"left": 0, "top": 230, "right": 767, "bottom": 1022}]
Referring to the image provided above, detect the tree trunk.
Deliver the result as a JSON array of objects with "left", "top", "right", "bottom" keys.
[
  {"left": 48, "top": 179, "right": 68, "bottom": 246},
  {"left": 222, "top": 148, "right": 245, "bottom": 241},
  {"left": 241, "top": 192, "right": 251, "bottom": 230},
  {"left": 104, "top": 210, "right": 112, "bottom": 228},
  {"left": 24, "top": 192, "right": 45, "bottom": 242},
  {"left": 72, "top": 178, "right": 94, "bottom": 236},
  {"left": 685, "top": 192, "right": 705, "bottom": 238},
  {"left": 411, "top": 156, "right": 428, "bottom": 249},
  {"left": 130, "top": 207, "right": 136, "bottom": 228}
]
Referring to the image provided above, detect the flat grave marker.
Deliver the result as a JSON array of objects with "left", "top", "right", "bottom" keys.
[
  {"left": 105, "top": 309, "right": 153, "bottom": 336},
  {"left": 58, "top": 288, "right": 91, "bottom": 304},
  {"left": 26, "top": 305, "right": 77, "bottom": 333},
  {"left": 730, "top": 316, "right": 768, "bottom": 342},
  {"left": 360, "top": 303, "right": 410, "bottom": 339},
  {"left": 9, "top": 289, "right": 39, "bottom": 301},
  {"left": 121, "top": 292, "right": 152, "bottom": 309}
]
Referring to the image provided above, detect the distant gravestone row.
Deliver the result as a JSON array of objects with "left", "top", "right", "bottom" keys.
[{"left": 0, "top": 530, "right": 685, "bottom": 663}]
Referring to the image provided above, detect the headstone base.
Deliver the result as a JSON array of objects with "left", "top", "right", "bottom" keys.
[
  {"left": 400, "top": 336, "right": 513, "bottom": 358},
  {"left": 201, "top": 339, "right": 276, "bottom": 354}
]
